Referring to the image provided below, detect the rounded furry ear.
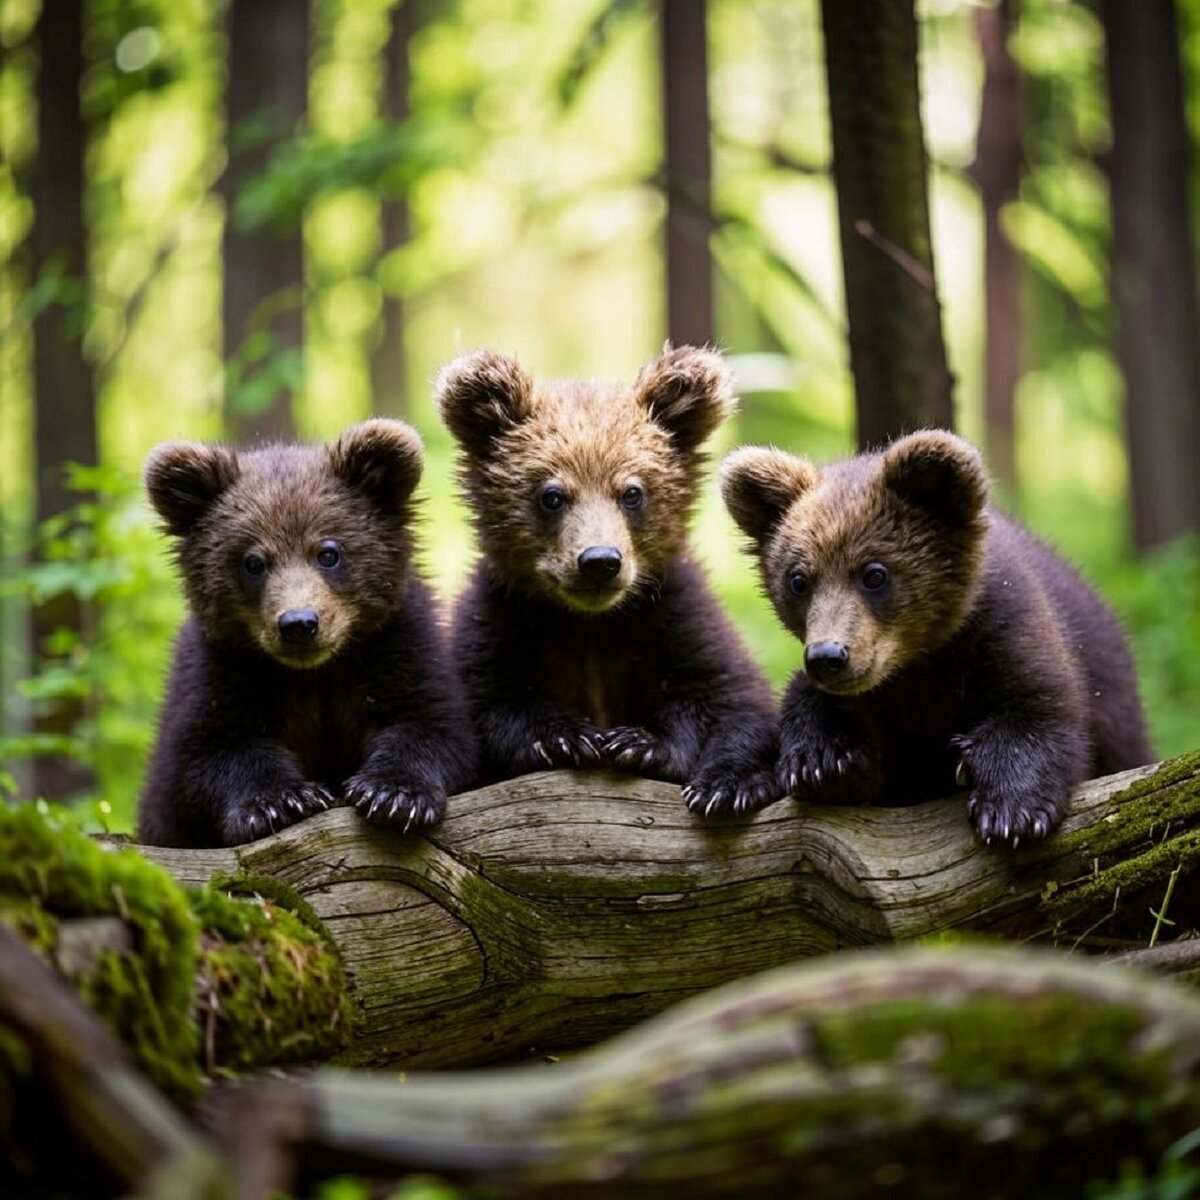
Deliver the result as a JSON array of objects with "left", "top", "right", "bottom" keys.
[
  {"left": 144, "top": 441, "right": 240, "bottom": 536},
  {"left": 882, "top": 430, "right": 988, "bottom": 527},
  {"left": 634, "top": 345, "right": 736, "bottom": 451},
  {"left": 720, "top": 446, "right": 819, "bottom": 544},
  {"left": 329, "top": 419, "right": 424, "bottom": 514},
  {"left": 436, "top": 350, "right": 535, "bottom": 457}
]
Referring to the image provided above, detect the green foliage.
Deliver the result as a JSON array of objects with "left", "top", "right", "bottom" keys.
[{"left": 1087, "top": 1128, "right": 1200, "bottom": 1200}]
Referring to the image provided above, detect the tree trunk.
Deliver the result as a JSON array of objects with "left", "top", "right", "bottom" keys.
[
  {"left": 973, "top": 0, "right": 1021, "bottom": 495},
  {"left": 30, "top": 0, "right": 95, "bottom": 802},
  {"left": 218, "top": 944, "right": 1200, "bottom": 1198},
  {"left": 1101, "top": 0, "right": 1200, "bottom": 551},
  {"left": 370, "top": 0, "right": 413, "bottom": 418},
  {"left": 661, "top": 0, "right": 713, "bottom": 347},
  {"left": 131, "top": 752, "right": 1200, "bottom": 1070},
  {"left": 222, "top": 0, "right": 309, "bottom": 444},
  {"left": 819, "top": 0, "right": 954, "bottom": 449}
]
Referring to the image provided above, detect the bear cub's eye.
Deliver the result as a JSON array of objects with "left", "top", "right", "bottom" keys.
[
  {"left": 317, "top": 540, "right": 343, "bottom": 570},
  {"left": 537, "top": 485, "right": 566, "bottom": 514},
  {"left": 787, "top": 570, "right": 810, "bottom": 597},
  {"left": 620, "top": 485, "right": 644, "bottom": 510},
  {"left": 861, "top": 562, "right": 889, "bottom": 592},
  {"left": 243, "top": 552, "right": 267, "bottom": 578}
]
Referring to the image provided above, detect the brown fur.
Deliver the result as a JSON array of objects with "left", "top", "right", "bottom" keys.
[
  {"left": 441, "top": 346, "right": 779, "bottom": 815},
  {"left": 722, "top": 430, "right": 1152, "bottom": 845},
  {"left": 139, "top": 420, "right": 474, "bottom": 847}
]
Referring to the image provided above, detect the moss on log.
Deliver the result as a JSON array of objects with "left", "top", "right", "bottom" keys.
[
  {"left": 127, "top": 753, "right": 1200, "bottom": 1070},
  {"left": 0, "top": 806, "right": 349, "bottom": 1095},
  {"left": 220, "top": 944, "right": 1200, "bottom": 1198}
]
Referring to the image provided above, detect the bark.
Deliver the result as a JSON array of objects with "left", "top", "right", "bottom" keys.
[
  {"left": 370, "top": 1, "right": 413, "bottom": 418},
  {"left": 30, "top": 0, "right": 95, "bottom": 802},
  {"left": 819, "top": 0, "right": 955, "bottom": 448},
  {"left": 222, "top": 0, "right": 309, "bottom": 443},
  {"left": 217, "top": 944, "right": 1200, "bottom": 1198},
  {"left": 661, "top": 0, "right": 713, "bottom": 347},
  {"left": 973, "top": 0, "right": 1021, "bottom": 494},
  {"left": 1101, "top": 0, "right": 1200, "bottom": 550},
  {"left": 131, "top": 752, "right": 1200, "bottom": 1070}
]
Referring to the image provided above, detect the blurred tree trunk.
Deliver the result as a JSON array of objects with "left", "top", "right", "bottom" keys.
[
  {"left": 222, "top": 0, "right": 309, "bottom": 444},
  {"left": 1101, "top": 0, "right": 1200, "bottom": 551},
  {"left": 370, "top": 0, "right": 413, "bottom": 418},
  {"left": 973, "top": 0, "right": 1021, "bottom": 495},
  {"left": 30, "top": 0, "right": 95, "bottom": 802},
  {"left": 819, "top": 0, "right": 954, "bottom": 449},
  {"left": 661, "top": 0, "right": 713, "bottom": 348}
]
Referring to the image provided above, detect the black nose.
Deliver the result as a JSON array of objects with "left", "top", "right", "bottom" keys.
[
  {"left": 577, "top": 546, "right": 623, "bottom": 584},
  {"left": 278, "top": 608, "right": 319, "bottom": 645},
  {"left": 805, "top": 641, "right": 850, "bottom": 684}
]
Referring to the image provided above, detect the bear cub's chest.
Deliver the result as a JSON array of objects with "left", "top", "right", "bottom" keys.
[
  {"left": 542, "top": 635, "right": 658, "bottom": 730},
  {"left": 280, "top": 668, "right": 370, "bottom": 785}
]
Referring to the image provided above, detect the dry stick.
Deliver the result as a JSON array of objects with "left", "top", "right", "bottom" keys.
[{"left": 126, "top": 754, "right": 1200, "bottom": 1071}]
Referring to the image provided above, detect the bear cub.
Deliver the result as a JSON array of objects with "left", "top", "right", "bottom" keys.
[
  {"left": 439, "top": 345, "right": 778, "bottom": 815},
  {"left": 721, "top": 429, "right": 1152, "bottom": 846},
  {"left": 139, "top": 419, "right": 475, "bottom": 848}
]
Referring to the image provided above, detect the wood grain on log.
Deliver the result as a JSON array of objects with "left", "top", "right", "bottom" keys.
[{"left": 132, "top": 753, "right": 1200, "bottom": 1069}]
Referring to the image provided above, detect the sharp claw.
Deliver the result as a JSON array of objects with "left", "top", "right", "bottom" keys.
[
  {"left": 956, "top": 759, "right": 969, "bottom": 788},
  {"left": 967, "top": 792, "right": 979, "bottom": 818},
  {"left": 368, "top": 793, "right": 387, "bottom": 820},
  {"left": 1011, "top": 835, "right": 1020, "bottom": 850},
  {"left": 704, "top": 795, "right": 721, "bottom": 817},
  {"left": 404, "top": 805, "right": 418, "bottom": 833},
  {"left": 836, "top": 756, "right": 848, "bottom": 778},
  {"left": 1033, "top": 815, "right": 1048, "bottom": 838},
  {"left": 985, "top": 835, "right": 993, "bottom": 846},
  {"left": 801, "top": 765, "right": 812, "bottom": 787},
  {"left": 534, "top": 740, "right": 553, "bottom": 766},
  {"left": 687, "top": 793, "right": 704, "bottom": 813},
  {"left": 265, "top": 804, "right": 279, "bottom": 828},
  {"left": 812, "top": 766, "right": 822, "bottom": 786}
]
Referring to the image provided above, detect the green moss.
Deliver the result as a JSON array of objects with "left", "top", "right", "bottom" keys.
[
  {"left": 0, "top": 804, "right": 202, "bottom": 1097},
  {"left": 192, "top": 879, "right": 350, "bottom": 1073},
  {"left": 0, "top": 806, "right": 350, "bottom": 1095},
  {"left": 1043, "top": 752, "right": 1200, "bottom": 932}
]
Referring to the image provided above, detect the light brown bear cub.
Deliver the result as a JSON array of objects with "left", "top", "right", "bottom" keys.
[
  {"left": 721, "top": 429, "right": 1152, "bottom": 845},
  {"left": 440, "top": 345, "right": 778, "bottom": 816}
]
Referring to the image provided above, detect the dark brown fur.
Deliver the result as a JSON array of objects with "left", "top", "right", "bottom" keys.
[
  {"left": 139, "top": 420, "right": 475, "bottom": 847},
  {"left": 722, "top": 430, "right": 1152, "bottom": 845},
  {"left": 441, "top": 346, "right": 779, "bottom": 815}
]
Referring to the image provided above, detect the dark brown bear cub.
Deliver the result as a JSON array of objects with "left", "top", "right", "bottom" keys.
[
  {"left": 439, "top": 346, "right": 778, "bottom": 816},
  {"left": 721, "top": 429, "right": 1152, "bottom": 845},
  {"left": 139, "top": 420, "right": 474, "bottom": 848}
]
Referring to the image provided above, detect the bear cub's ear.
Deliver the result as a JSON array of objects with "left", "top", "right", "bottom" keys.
[
  {"left": 329, "top": 419, "right": 424, "bottom": 515},
  {"left": 144, "top": 442, "right": 240, "bottom": 537},
  {"left": 720, "top": 447, "right": 819, "bottom": 545},
  {"left": 436, "top": 351, "right": 535, "bottom": 458},
  {"left": 881, "top": 430, "right": 988, "bottom": 528},
  {"left": 634, "top": 345, "right": 736, "bottom": 452}
]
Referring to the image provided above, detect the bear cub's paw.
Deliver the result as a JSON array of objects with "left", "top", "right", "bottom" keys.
[
  {"left": 683, "top": 766, "right": 778, "bottom": 819},
  {"left": 222, "top": 782, "right": 334, "bottom": 845},
  {"left": 345, "top": 772, "right": 445, "bottom": 833},
  {"left": 953, "top": 735, "right": 1065, "bottom": 848},
  {"left": 527, "top": 720, "right": 607, "bottom": 771},
  {"left": 777, "top": 736, "right": 871, "bottom": 805},
  {"left": 603, "top": 726, "right": 689, "bottom": 780}
]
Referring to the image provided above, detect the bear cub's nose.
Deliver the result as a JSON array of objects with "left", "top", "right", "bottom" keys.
[
  {"left": 279, "top": 608, "right": 320, "bottom": 645},
  {"left": 577, "top": 546, "right": 623, "bottom": 584},
  {"left": 805, "top": 641, "right": 850, "bottom": 684}
]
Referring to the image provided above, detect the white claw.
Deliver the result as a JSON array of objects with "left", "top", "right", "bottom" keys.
[
  {"left": 956, "top": 760, "right": 969, "bottom": 788},
  {"left": 812, "top": 766, "right": 823, "bottom": 786},
  {"left": 1012, "top": 836, "right": 1020, "bottom": 850},
  {"left": 534, "top": 740, "right": 553, "bottom": 766},
  {"left": 404, "top": 806, "right": 417, "bottom": 833}
]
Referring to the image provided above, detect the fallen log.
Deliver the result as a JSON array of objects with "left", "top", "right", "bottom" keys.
[
  {"left": 131, "top": 751, "right": 1200, "bottom": 1069},
  {"left": 214, "top": 943, "right": 1200, "bottom": 1199}
]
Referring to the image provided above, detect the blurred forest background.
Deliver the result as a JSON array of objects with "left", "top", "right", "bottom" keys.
[{"left": 1, "top": 0, "right": 1198, "bottom": 831}]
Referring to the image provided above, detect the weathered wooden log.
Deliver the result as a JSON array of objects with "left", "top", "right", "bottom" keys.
[
  {"left": 215, "top": 943, "right": 1200, "bottom": 1199},
  {"left": 133, "top": 752, "right": 1200, "bottom": 1069}
]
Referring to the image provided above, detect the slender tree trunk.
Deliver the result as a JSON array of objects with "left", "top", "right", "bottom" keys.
[
  {"left": 370, "top": 0, "right": 412, "bottom": 418},
  {"left": 222, "top": 0, "right": 309, "bottom": 444},
  {"left": 819, "top": 0, "right": 954, "bottom": 449},
  {"left": 30, "top": 0, "right": 95, "bottom": 802},
  {"left": 1101, "top": 0, "right": 1200, "bottom": 551},
  {"left": 974, "top": 0, "right": 1021, "bottom": 495},
  {"left": 661, "top": 0, "right": 713, "bottom": 348}
]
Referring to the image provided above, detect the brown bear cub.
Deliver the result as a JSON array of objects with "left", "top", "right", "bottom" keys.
[
  {"left": 439, "top": 346, "right": 778, "bottom": 815},
  {"left": 139, "top": 420, "right": 475, "bottom": 848},
  {"left": 721, "top": 430, "right": 1152, "bottom": 846}
]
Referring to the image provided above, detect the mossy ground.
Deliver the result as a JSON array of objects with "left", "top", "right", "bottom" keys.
[{"left": 0, "top": 805, "right": 349, "bottom": 1100}]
